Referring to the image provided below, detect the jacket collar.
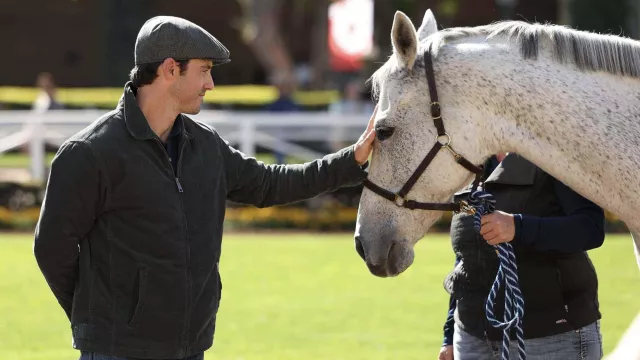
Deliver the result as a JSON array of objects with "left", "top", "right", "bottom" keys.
[
  {"left": 484, "top": 153, "right": 537, "bottom": 186},
  {"left": 117, "top": 82, "right": 193, "bottom": 141}
]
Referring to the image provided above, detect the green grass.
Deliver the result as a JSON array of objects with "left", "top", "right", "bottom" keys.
[
  {"left": 1, "top": 232, "right": 638, "bottom": 360},
  {"left": 0, "top": 153, "right": 56, "bottom": 168}
]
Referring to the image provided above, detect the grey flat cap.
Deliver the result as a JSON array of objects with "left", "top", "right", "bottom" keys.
[{"left": 135, "top": 16, "right": 231, "bottom": 65}]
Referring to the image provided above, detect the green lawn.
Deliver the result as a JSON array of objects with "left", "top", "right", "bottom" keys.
[
  {"left": 0, "top": 232, "right": 638, "bottom": 360},
  {"left": 0, "top": 153, "right": 56, "bottom": 168}
]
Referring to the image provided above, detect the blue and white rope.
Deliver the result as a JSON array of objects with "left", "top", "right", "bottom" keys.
[{"left": 468, "top": 188, "right": 526, "bottom": 360}]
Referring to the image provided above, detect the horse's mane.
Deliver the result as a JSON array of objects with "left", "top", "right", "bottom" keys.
[{"left": 370, "top": 20, "right": 640, "bottom": 98}]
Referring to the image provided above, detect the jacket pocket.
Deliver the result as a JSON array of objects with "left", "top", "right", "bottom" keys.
[
  {"left": 71, "top": 237, "right": 92, "bottom": 322},
  {"left": 556, "top": 268, "right": 569, "bottom": 313},
  {"left": 215, "top": 261, "right": 222, "bottom": 308},
  {"left": 127, "top": 265, "right": 148, "bottom": 328},
  {"left": 75, "top": 237, "right": 91, "bottom": 295}
]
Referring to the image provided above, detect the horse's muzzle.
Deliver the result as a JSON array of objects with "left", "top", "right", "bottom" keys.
[{"left": 354, "top": 236, "right": 405, "bottom": 277}]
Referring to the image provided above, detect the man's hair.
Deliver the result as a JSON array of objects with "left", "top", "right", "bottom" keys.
[{"left": 129, "top": 59, "right": 190, "bottom": 88}]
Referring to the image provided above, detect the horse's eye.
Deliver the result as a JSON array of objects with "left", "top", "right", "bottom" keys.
[{"left": 375, "top": 126, "right": 395, "bottom": 141}]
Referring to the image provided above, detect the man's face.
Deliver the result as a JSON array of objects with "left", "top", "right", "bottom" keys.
[{"left": 170, "top": 59, "right": 214, "bottom": 115}]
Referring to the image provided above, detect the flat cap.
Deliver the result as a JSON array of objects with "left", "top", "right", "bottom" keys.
[{"left": 135, "top": 16, "right": 231, "bottom": 66}]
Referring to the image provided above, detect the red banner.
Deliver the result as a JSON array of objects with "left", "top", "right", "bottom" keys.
[{"left": 328, "top": 0, "right": 374, "bottom": 72}]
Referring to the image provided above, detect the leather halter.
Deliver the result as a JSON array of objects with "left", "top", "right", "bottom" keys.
[{"left": 362, "top": 44, "right": 484, "bottom": 214}]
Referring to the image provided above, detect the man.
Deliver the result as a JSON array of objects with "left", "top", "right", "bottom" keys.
[
  {"left": 437, "top": 153, "right": 605, "bottom": 360},
  {"left": 34, "top": 16, "right": 376, "bottom": 360}
]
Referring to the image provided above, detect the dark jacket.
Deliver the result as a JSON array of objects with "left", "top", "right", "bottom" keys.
[
  {"left": 34, "top": 82, "right": 368, "bottom": 359},
  {"left": 442, "top": 154, "right": 604, "bottom": 344}
]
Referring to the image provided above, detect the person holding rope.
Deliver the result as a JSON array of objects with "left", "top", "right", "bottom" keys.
[
  {"left": 438, "top": 153, "right": 605, "bottom": 360},
  {"left": 33, "top": 16, "right": 377, "bottom": 360}
]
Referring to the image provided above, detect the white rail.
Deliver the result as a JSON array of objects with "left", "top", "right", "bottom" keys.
[{"left": 0, "top": 110, "right": 371, "bottom": 183}]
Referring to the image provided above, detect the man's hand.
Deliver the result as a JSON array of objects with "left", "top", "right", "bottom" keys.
[
  {"left": 438, "top": 345, "right": 454, "bottom": 360},
  {"left": 480, "top": 211, "right": 516, "bottom": 245},
  {"left": 354, "top": 105, "right": 378, "bottom": 165}
]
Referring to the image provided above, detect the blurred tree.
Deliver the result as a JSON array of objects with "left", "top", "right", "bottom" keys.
[
  {"left": 237, "top": 0, "right": 331, "bottom": 89},
  {"left": 104, "top": 0, "right": 150, "bottom": 86},
  {"left": 392, "top": 0, "right": 415, "bottom": 13},
  {"left": 310, "top": 0, "right": 329, "bottom": 89},
  {"left": 569, "top": 0, "right": 632, "bottom": 36},
  {"left": 236, "top": 0, "right": 295, "bottom": 86}
]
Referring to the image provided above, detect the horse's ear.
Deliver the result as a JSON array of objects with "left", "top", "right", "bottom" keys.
[
  {"left": 391, "top": 11, "right": 418, "bottom": 70},
  {"left": 417, "top": 9, "right": 438, "bottom": 40}
]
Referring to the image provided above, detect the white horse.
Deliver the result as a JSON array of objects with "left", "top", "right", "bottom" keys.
[
  {"left": 354, "top": 8, "right": 640, "bottom": 358},
  {"left": 356, "top": 9, "right": 640, "bottom": 275}
]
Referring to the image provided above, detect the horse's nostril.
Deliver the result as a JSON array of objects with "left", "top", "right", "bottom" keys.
[{"left": 355, "top": 236, "right": 366, "bottom": 261}]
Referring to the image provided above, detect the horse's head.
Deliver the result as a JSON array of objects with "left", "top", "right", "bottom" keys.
[{"left": 355, "top": 10, "right": 487, "bottom": 277}]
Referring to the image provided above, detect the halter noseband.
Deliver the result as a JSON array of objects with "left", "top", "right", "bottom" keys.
[{"left": 362, "top": 43, "right": 484, "bottom": 214}]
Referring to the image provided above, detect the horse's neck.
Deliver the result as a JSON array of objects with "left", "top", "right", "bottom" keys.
[{"left": 448, "top": 43, "right": 640, "bottom": 229}]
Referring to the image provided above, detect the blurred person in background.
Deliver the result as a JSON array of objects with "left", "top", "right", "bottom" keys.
[
  {"left": 32, "top": 72, "right": 64, "bottom": 112},
  {"left": 329, "top": 79, "right": 372, "bottom": 115},
  {"left": 264, "top": 71, "right": 301, "bottom": 163},
  {"left": 328, "top": 79, "right": 374, "bottom": 151},
  {"left": 264, "top": 71, "right": 301, "bottom": 113},
  {"left": 34, "top": 15, "right": 377, "bottom": 360},
  {"left": 22, "top": 72, "right": 64, "bottom": 157}
]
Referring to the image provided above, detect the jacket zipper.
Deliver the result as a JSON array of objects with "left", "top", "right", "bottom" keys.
[
  {"left": 153, "top": 137, "right": 191, "bottom": 356},
  {"left": 153, "top": 138, "right": 184, "bottom": 193},
  {"left": 176, "top": 139, "right": 192, "bottom": 357}
]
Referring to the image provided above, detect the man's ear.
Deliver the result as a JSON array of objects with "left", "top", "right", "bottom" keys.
[{"left": 160, "top": 58, "right": 179, "bottom": 79}]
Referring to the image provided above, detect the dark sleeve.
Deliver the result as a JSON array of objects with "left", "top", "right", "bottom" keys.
[
  {"left": 443, "top": 256, "right": 460, "bottom": 346},
  {"left": 33, "top": 140, "right": 103, "bottom": 320},
  {"left": 513, "top": 178, "right": 605, "bottom": 253},
  {"left": 220, "top": 137, "right": 368, "bottom": 207},
  {"left": 443, "top": 294, "right": 457, "bottom": 346}
]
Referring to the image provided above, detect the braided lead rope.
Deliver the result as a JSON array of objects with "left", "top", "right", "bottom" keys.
[{"left": 468, "top": 188, "right": 526, "bottom": 360}]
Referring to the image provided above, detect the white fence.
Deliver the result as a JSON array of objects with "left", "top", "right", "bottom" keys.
[{"left": 0, "top": 110, "right": 371, "bottom": 183}]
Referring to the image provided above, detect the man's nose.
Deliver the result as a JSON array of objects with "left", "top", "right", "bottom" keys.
[{"left": 204, "top": 74, "right": 214, "bottom": 90}]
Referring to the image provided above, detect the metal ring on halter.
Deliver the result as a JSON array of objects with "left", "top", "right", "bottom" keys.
[
  {"left": 393, "top": 194, "right": 406, "bottom": 207},
  {"left": 436, "top": 133, "right": 451, "bottom": 147},
  {"left": 458, "top": 200, "right": 476, "bottom": 215}
]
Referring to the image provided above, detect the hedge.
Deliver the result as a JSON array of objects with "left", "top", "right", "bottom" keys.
[
  {"left": 0, "top": 203, "right": 628, "bottom": 233},
  {"left": 0, "top": 85, "right": 340, "bottom": 108},
  {"left": 0, "top": 177, "right": 629, "bottom": 233}
]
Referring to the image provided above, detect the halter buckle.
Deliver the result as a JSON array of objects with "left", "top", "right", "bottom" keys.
[
  {"left": 393, "top": 194, "right": 407, "bottom": 207},
  {"left": 458, "top": 200, "right": 476, "bottom": 215}
]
